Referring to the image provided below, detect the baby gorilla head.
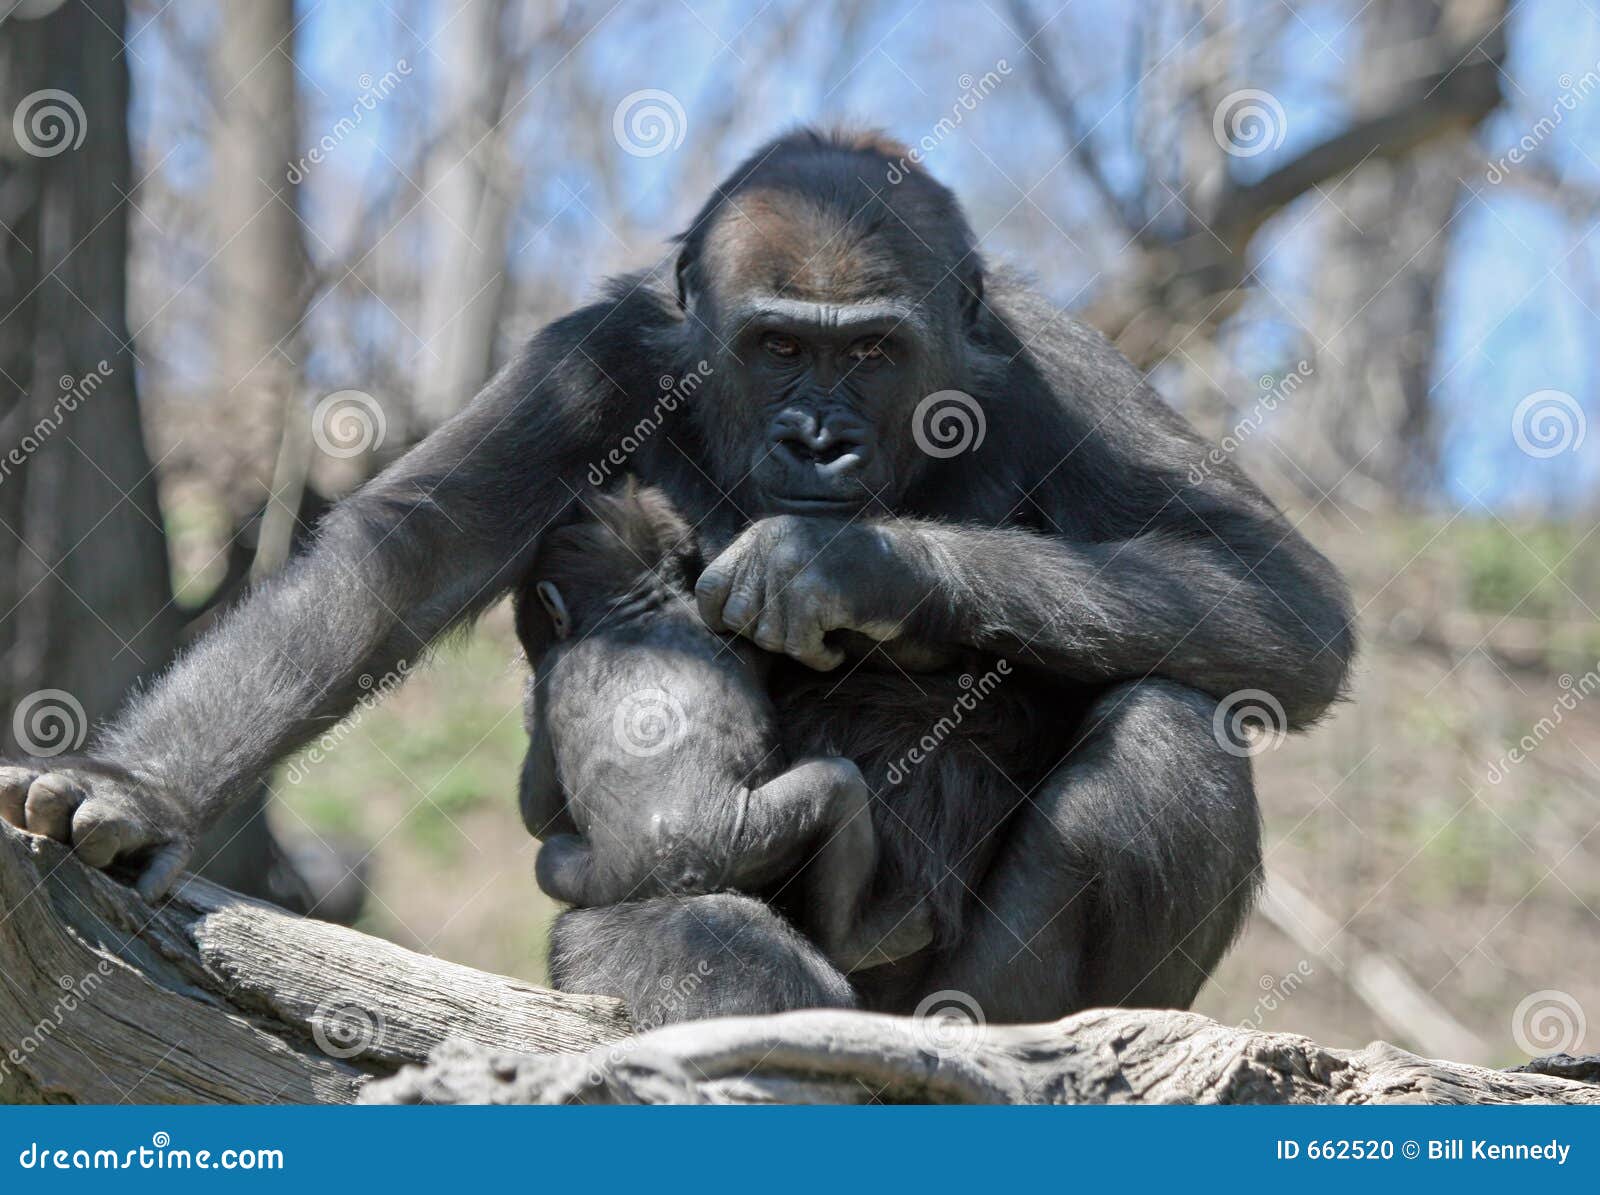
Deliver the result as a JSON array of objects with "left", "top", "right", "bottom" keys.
[{"left": 515, "top": 483, "right": 700, "bottom": 658}]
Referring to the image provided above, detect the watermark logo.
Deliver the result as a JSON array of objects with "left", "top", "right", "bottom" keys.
[
  {"left": 1188, "top": 360, "right": 1314, "bottom": 485},
  {"left": 283, "top": 661, "right": 410, "bottom": 785},
  {"left": 612, "top": 89, "right": 686, "bottom": 158},
  {"left": 311, "top": 389, "right": 386, "bottom": 459},
  {"left": 910, "top": 989, "right": 986, "bottom": 1060},
  {"left": 13, "top": 89, "right": 86, "bottom": 157},
  {"left": 1212, "top": 88, "right": 1286, "bottom": 158},
  {"left": 1511, "top": 389, "right": 1584, "bottom": 459},
  {"left": 286, "top": 60, "right": 411, "bottom": 184},
  {"left": 1485, "top": 663, "right": 1599, "bottom": 784},
  {"left": 310, "top": 997, "right": 386, "bottom": 1060},
  {"left": 613, "top": 687, "right": 686, "bottom": 757},
  {"left": 912, "top": 390, "right": 986, "bottom": 458},
  {"left": 885, "top": 661, "right": 1011, "bottom": 785},
  {"left": 12, "top": 689, "right": 87, "bottom": 758},
  {"left": 885, "top": 61, "right": 1012, "bottom": 184},
  {"left": 0, "top": 361, "right": 114, "bottom": 486},
  {"left": 1212, "top": 689, "right": 1288, "bottom": 758},
  {"left": 0, "top": 960, "right": 113, "bottom": 1085},
  {"left": 1237, "top": 961, "right": 1315, "bottom": 1031},
  {"left": 587, "top": 360, "right": 712, "bottom": 486},
  {"left": 1511, "top": 989, "right": 1586, "bottom": 1058},
  {"left": 1486, "top": 64, "right": 1600, "bottom": 184}
]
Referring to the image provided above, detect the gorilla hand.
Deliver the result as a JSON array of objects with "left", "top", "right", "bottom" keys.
[
  {"left": 0, "top": 760, "right": 193, "bottom": 900},
  {"left": 695, "top": 516, "right": 912, "bottom": 671}
]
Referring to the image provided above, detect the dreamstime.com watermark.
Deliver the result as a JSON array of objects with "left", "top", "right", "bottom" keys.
[
  {"left": 910, "top": 989, "right": 987, "bottom": 1059},
  {"left": 884, "top": 62, "right": 1012, "bottom": 184},
  {"left": 578, "top": 961, "right": 716, "bottom": 1088},
  {"left": 11, "top": 688, "right": 88, "bottom": 757},
  {"left": 1212, "top": 689, "right": 1289, "bottom": 758},
  {"left": 612, "top": 687, "right": 687, "bottom": 759},
  {"left": 1484, "top": 661, "right": 1600, "bottom": 784},
  {"left": 587, "top": 361, "right": 712, "bottom": 486},
  {"left": 0, "top": 960, "right": 113, "bottom": 1084},
  {"left": 1511, "top": 389, "right": 1585, "bottom": 459},
  {"left": 282, "top": 661, "right": 410, "bottom": 785},
  {"left": 1237, "top": 960, "right": 1315, "bottom": 1032},
  {"left": 884, "top": 661, "right": 1011, "bottom": 785},
  {"left": 612, "top": 89, "right": 687, "bottom": 158},
  {"left": 1511, "top": 989, "right": 1587, "bottom": 1058},
  {"left": 17, "top": 1133, "right": 283, "bottom": 1172},
  {"left": 309, "top": 996, "right": 387, "bottom": 1060},
  {"left": 1212, "top": 88, "right": 1287, "bottom": 158},
  {"left": 286, "top": 60, "right": 412, "bottom": 184},
  {"left": 12, "top": 88, "right": 86, "bottom": 157},
  {"left": 0, "top": 361, "right": 114, "bottom": 484},
  {"left": 1188, "top": 361, "right": 1314, "bottom": 485},
  {"left": 310, "top": 389, "right": 387, "bottom": 459},
  {"left": 911, "top": 389, "right": 986, "bottom": 459},
  {"left": 1486, "top": 64, "right": 1600, "bottom": 184}
]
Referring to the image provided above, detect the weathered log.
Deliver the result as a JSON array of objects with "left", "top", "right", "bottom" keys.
[
  {"left": 364, "top": 1011, "right": 1600, "bottom": 1106},
  {"left": 1, "top": 821, "right": 1595, "bottom": 1106},
  {"left": 0, "top": 821, "right": 628, "bottom": 1103}
]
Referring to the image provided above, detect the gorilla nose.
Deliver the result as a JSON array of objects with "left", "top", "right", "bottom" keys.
[{"left": 772, "top": 413, "right": 868, "bottom": 474}]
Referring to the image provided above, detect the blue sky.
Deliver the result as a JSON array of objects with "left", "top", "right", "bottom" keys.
[{"left": 130, "top": 0, "right": 1599, "bottom": 512}]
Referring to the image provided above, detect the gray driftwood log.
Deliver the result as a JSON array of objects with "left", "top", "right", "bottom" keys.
[{"left": 1, "top": 822, "right": 1595, "bottom": 1105}]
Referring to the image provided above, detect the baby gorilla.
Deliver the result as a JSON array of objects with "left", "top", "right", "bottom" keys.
[{"left": 514, "top": 484, "right": 930, "bottom": 973}]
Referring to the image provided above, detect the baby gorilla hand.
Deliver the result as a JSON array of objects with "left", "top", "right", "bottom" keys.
[
  {"left": 695, "top": 516, "right": 908, "bottom": 671},
  {"left": 0, "top": 760, "right": 194, "bottom": 900}
]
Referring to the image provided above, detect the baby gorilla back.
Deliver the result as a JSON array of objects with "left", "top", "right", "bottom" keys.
[
  {"left": 520, "top": 485, "right": 930, "bottom": 973},
  {"left": 534, "top": 616, "right": 786, "bottom": 896}
]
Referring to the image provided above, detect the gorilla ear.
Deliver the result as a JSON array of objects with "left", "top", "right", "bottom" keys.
[
  {"left": 674, "top": 249, "right": 697, "bottom": 312},
  {"left": 959, "top": 264, "right": 985, "bottom": 327},
  {"left": 535, "top": 581, "right": 572, "bottom": 640}
]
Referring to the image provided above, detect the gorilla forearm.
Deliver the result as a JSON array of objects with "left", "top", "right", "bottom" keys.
[
  {"left": 698, "top": 512, "right": 1352, "bottom": 731},
  {"left": 877, "top": 519, "right": 1354, "bottom": 729},
  {"left": 0, "top": 293, "right": 671, "bottom": 893},
  {"left": 105, "top": 335, "right": 629, "bottom": 821}
]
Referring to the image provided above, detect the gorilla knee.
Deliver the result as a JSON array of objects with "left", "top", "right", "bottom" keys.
[{"left": 548, "top": 894, "right": 855, "bottom": 1027}]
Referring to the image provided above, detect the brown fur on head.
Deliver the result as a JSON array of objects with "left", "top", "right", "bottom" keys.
[{"left": 516, "top": 481, "right": 699, "bottom": 658}]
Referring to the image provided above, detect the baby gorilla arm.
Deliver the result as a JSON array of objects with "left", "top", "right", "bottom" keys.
[{"left": 531, "top": 754, "right": 930, "bottom": 973}]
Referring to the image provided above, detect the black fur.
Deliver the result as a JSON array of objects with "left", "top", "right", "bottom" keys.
[
  {"left": 515, "top": 485, "right": 931, "bottom": 971},
  {"left": 2, "top": 128, "right": 1353, "bottom": 1023}
]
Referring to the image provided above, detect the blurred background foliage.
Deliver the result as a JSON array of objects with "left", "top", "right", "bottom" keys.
[{"left": 1, "top": 0, "right": 1596, "bottom": 1065}]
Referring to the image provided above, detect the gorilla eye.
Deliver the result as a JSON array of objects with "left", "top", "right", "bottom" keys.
[
  {"left": 762, "top": 333, "right": 802, "bottom": 359},
  {"left": 847, "top": 338, "right": 889, "bottom": 365}
]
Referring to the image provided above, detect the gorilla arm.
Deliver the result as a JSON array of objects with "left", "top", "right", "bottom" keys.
[
  {"left": 0, "top": 292, "right": 668, "bottom": 898},
  {"left": 696, "top": 347, "right": 1354, "bottom": 732}
]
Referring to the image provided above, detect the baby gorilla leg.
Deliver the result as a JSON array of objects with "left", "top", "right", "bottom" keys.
[{"left": 738, "top": 757, "right": 931, "bottom": 973}]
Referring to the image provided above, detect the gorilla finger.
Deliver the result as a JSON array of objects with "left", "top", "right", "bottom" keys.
[
  {"left": 786, "top": 626, "right": 844, "bottom": 672},
  {"left": 752, "top": 610, "right": 787, "bottom": 652},
  {"left": 136, "top": 841, "right": 191, "bottom": 903},
  {"left": 70, "top": 805, "right": 133, "bottom": 869},
  {"left": 25, "top": 773, "right": 85, "bottom": 843},
  {"left": 721, "top": 583, "right": 764, "bottom": 631},
  {"left": 0, "top": 765, "right": 37, "bottom": 828},
  {"left": 694, "top": 569, "right": 732, "bottom": 629}
]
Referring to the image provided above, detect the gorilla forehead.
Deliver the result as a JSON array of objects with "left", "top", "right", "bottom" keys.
[
  {"left": 704, "top": 188, "right": 919, "bottom": 304},
  {"left": 680, "top": 128, "right": 978, "bottom": 306}
]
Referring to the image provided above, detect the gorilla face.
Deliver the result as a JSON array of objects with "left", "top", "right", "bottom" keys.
[
  {"left": 676, "top": 174, "right": 979, "bottom": 517},
  {"left": 730, "top": 294, "right": 921, "bottom": 513}
]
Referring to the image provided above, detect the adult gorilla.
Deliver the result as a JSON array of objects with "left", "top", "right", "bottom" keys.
[{"left": 0, "top": 129, "right": 1352, "bottom": 1024}]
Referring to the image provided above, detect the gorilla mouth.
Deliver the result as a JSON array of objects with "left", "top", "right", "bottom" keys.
[{"left": 765, "top": 492, "right": 866, "bottom": 515}]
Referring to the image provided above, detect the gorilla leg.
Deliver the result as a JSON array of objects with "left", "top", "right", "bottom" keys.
[
  {"left": 548, "top": 892, "right": 855, "bottom": 1027},
  {"left": 922, "top": 679, "right": 1261, "bottom": 1022}
]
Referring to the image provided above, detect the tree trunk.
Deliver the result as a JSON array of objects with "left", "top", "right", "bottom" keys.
[
  {"left": 415, "top": 0, "right": 519, "bottom": 431},
  {"left": 1, "top": 821, "right": 1594, "bottom": 1106},
  {"left": 0, "top": 0, "right": 178, "bottom": 746}
]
